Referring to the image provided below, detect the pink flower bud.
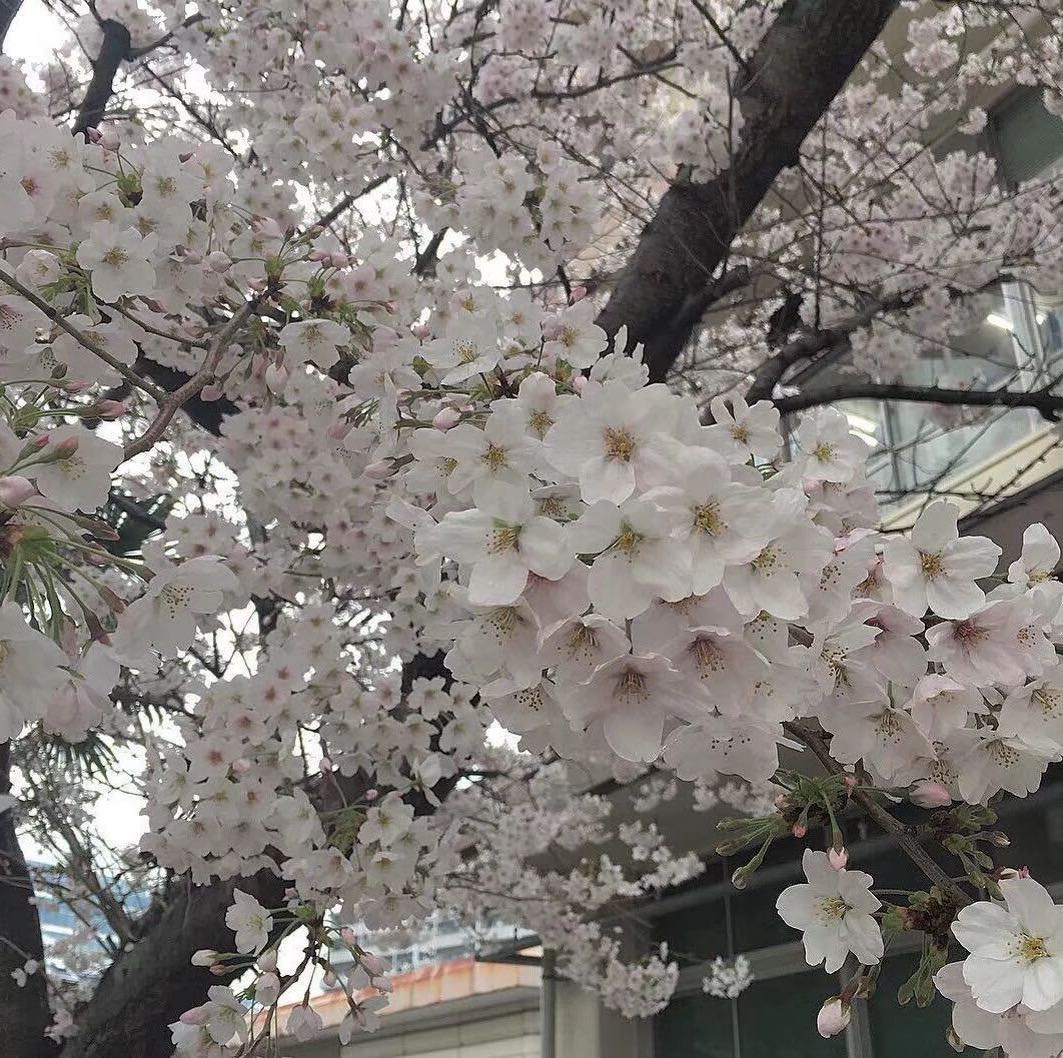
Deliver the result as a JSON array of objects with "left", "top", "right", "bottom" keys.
[
  {"left": 323, "top": 970, "right": 338, "bottom": 988},
  {"left": 361, "top": 953, "right": 385, "bottom": 976},
  {"left": 94, "top": 400, "right": 127, "bottom": 420},
  {"left": 817, "top": 997, "right": 851, "bottom": 1038},
  {"left": 1000, "top": 866, "right": 1032, "bottom": 880},
  {"left": 54, "top": 437, "right": 79, "bottom": 457},
  {"left": 61, "top": 379, "right": 93, "bottom": 393},
  {"left": 411, "top": 323, "right": 431, "bottom": 340},
  {"left": 190, "top": 949, "right": 218, "bottom": 967},
  {"left": 572, "top": 375, "right": 588, "bottom": 393},
  {"left": 792, "top": 823, "right": 807, "bottom": 839},
  {"left": 432, "top": 407, "right": 461, "bottom": 431},
  {"left": 908, "top": 780, "right": 952, "bottom": 809},
  {"left": 569, "top": 286, "right": 587, "bottom": 303},
  {"left": 97, "top": 126, "right": 120, "bottom": 151},
  {"left": 843, "top": 775, "right": 858, "bottom": 790},
  {"left": 0, "top": 476, "right": 35, "bottom": 509},
  {"left": 200, "top": 384, "right": 224, "bottom": 402},
  {"left": 365, "top": 788, "right": 379, "bottom": 801},
  {"left": 329, "top": 252, "right": 350, "bottom": 268},
  {"left": 205, "top": 251, "right": 232, "bottom": 273},
  {"left": 259, "top": 949, "right": 278, "bottom": 972},
  {"left": 33, "top": 434, "right": 50, "bottom": 449},
  {"left": 179, "top": 1007, "right": 209, "bottom": 1025},
  {"left": 363, "top": 461, "right": 392, "bottom": 481},
  {"left": 257, "top": 970, "right": 281, "bottom": 1004},
  {"left": 828, "top": 847, "right": 848, "bottom": 870},
  {"left": 265, "top": 363, "right": 288, "bottom": 395},
  {"left": 209, "top": 963, "right": 228, "bottom": 976}
]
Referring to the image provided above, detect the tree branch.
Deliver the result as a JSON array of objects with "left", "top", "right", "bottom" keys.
[
  {"left": 784, "top": 722, "right": 970, "bottom": 906},
  {"left": 0, "top": 0, "right": 23, "bottom": 53},
  {"left": 0, "top": 745, "right": 56, "bottom": 1058},
  {"left": 774, "top": 381, "right": 1063, "bottom": 421},
  {"left": 595, "top": 0, "right": 899, "bottom": 381},
  {"left": 73, "top": 19, "right": 132, "bottom": 137}
]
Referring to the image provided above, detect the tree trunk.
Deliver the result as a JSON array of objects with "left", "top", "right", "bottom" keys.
[
  {"left": 0, "top": 745, "right": 56, "bottom": 1058},
  {"left": 595, "top": 0, "right": 898, "bottom": 382}
]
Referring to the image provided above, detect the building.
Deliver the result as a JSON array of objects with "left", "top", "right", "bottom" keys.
[{"left": 274, "top": 956, "right": 541, "bottom": 1058}]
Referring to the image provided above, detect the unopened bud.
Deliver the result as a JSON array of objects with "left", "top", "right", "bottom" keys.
[
  {"left": 205, "top": 251, "right": 232, "bottom": 273},
  {"left": 361, "top": 953, "right": 385, "bottom": 976},
  {"left": 265, "top": 363, "right": 288, "bottom": 395},
  {"left": 572, "top": 375, "right": 588, "bottom": 393},
  {"left": 323, "top": 970, "right": 338, "bottom": 988},
  {"left": 987, "top": 832, "right": 1011, "bottom": 847},
  {"left": 730, "top": 865, "right": 752, "bottom": 891},
  {"left": 329, "top": 252, "right": 349, "bottom": 268},
  {"left": 411, "top": 323, "right": 431, "bottom": 340},
  {"left": 569, "top": 286, "right": 587, "bottom": 303},
  {"left": 999, "top": 865, "right": 1031, "bottom": 880},
  {"left": 365, "top": 788, "right": 379, "bottom": 801},
  {"left": 828, "top": 847, "right": 848, "bottom": 870},
  {"left": 93, "top": 399, "right": 127, "bottom": 420},
  {"left": 96, "top": 126, "right": 120, "bottom": 151},
  {"left": 908, "top": 780, "right": 952, "bottom": 809},
  {"left": 179, "top": 1007, "right": 209, "bottom": 1025},
  {"left": 256, "top": 970, "right": 281, "bottom": 1004},
  {"left": 258, "top": 949, "right": 278, "bottom": 972},
  {"left": 61, "top": 379, "right": 93, "bottom": 393},
  {"left": 363, "top": 461, "right": 392, "bottom": 481},
  {"left": 200, "top": 384, "right": 224, "bottom": 402},
  {"left": 54, "top": 437, "right": 79, "bottom": 457},
  {"left": 209, "top": 963, "right": 229, "bottom": 976},
  {"left": 792, "top": 823, "right": 807, "bottom": 839},
  {"left": 0, "top": 476, "right": 35, "bottom": 509},
  {"left": 191, "top": 949, "right": 218, "bottom": 967},
  {"left": 817, "top": 997, "right": 851, "bottom": 1038},
  {"left": 432, "top": 407, "right": 461, "bottom": 431}
]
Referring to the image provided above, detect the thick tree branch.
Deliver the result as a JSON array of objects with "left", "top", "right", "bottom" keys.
[
  {"left": 57, "top": 869, "right": 286, "bottom": 1058},
  {"left": 73, "top": 19, "right": 131, "bottom": 137},
  {"left": 0, "top": 0, "right": 23, "bottom": 53},
  {"left": 595, "top": 0, "right": 898, "bottom": 381},
  {"left": 774, "top": 382, "right": 1063, "bottom": 421},
  {"left": 0, "top": 746, "right": 56, "bottom": 1058}
]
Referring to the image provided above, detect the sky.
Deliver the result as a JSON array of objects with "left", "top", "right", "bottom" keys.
[{"left": 7, "top": 0, "right": 64, "bottom": 64}]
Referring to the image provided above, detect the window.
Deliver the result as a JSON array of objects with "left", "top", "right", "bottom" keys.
[
  {"left": 788, "top": 89, "right": 1063, "bottom": 509},
  {"left": 649, "top": 782, "right": 1063, "bottom": 1058}
]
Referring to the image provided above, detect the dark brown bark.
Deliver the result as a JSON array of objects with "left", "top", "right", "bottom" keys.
[
  {"left": 595, "top": 0, "right": 899, "bottom": 382},
  {"left": 0, "top": 746, "right": 57, "bottom": 1058},
  {"left": 73, "top": 20, "right": 131, "bottom": 137},
  {"left": 0, "top": 0, "right": 23, "bottom": 53},
  {"left": 775, "top": 381, "right": 1063, "bottom": 420},
  {"left": 57, "top": 870, "right": 286, "bottom": 1058}
]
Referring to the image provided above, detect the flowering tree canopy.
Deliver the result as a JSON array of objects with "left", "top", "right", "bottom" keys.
[{"left": 3, "top": 1, "right": 1063, "bottom": 1056}]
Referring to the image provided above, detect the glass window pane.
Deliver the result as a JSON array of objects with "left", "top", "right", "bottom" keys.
[
  {"left": 737, "top": 972, "right": 847, "bottom": 1058},
  {"left": 654, "top": 994, "right": 735, "bottom": 1058},
  {"left": 655, "top": 899, "right": 729, "bottom": 963},
  {"left": 994, "top": 89, "right": 1063, "bottom": 185},
  {"left": 868, "top": 954, "right": 954, "bottom": 1058}
]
